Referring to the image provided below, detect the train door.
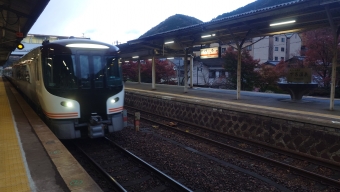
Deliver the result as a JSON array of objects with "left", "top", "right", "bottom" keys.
[{"left": 75, "top": 51, "right": 108, "bottom": 123}]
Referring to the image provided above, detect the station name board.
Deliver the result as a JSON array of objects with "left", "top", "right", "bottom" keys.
[
  {"left": 287, "top": 68, "right": 312, "bottom": 83},
  {"left": 200, "top": 47, "right": 220, "bottom": 59}
]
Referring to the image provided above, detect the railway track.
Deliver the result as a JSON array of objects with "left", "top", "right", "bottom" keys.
[
  {"left": 65, "top": 137, "right": 192, "bottom": 192},
  {"left": 125, "top": 106, "right": 340, "bottom": 190}
]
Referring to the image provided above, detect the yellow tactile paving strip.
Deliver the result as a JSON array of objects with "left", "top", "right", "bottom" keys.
[{"left": 0, "top": 79, "right": 31, "bottom": 192}]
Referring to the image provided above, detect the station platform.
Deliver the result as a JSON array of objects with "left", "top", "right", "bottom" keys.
[
  {"left": 124, "top": 82, "right": 340, "bottom": 127},
  {"left": 0, "top": 78, "right": 101, "bottom": 192}
]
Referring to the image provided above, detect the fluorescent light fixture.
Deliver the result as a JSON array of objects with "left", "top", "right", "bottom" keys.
[
  {"left": 132, "top": 56, "right": 139, "bottom": 58},
  {"left": 66, "top": 43, "right": 109, "bottom": 49},
  {"left": 167, "top": 57, "right": 174, "bottom": 59},
  {"left": 125, "top": 61, "right": 129, "bottom": 63},
  {"left": 270, "top": 20, "right": 296, "bottom": 26},
  {"left": 201, "top": 34, "right": 215, "bottom": 38},
  {"left": 164, "top": 41, "right": 174, "bottom": 44}
]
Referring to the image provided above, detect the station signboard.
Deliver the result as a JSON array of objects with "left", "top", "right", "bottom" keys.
[
  {"left": 200, "top": 47, "right": 220, "bottom": 59},
  {"left": 287, "top": 68, "right": 312, "bottom": 83}
]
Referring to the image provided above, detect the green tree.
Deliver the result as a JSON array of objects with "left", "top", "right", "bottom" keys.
[{"left": 222, "top": 47, "right": 260, "bottom": 91}]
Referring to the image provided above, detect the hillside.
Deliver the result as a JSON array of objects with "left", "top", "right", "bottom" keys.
[
  {"left": 139, "top": 0, "right": 295, "bottom": 38},
  {"left": 213, "top": 0, "right": 297, "bottom": 20},
  {"left": 139, "top": 14, "right": 203, "bottom": 38}
]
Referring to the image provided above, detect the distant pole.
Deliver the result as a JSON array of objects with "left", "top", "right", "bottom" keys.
[
  {"left": 190, "top": 55, "right": 193, "bottom": 88},
  {"left": 184, "top": 48, "right": 188, "bottom": 93},
  {"left": 237, "top": 46, "right": 241, "bottom": 100},
  {"left": 177, "top": 59, "right": 180, "bottom": 86},
  {"left": 152, "top": 56, "right": 156, "bottom": 90},
  {"left": 197, "top": 66, "right": 198, "bottom": 86},
  {"left": 138, "top": 60, "right": 141, "bottom": 84},
  {"left": 326, "top": 6, "right": 339, "bottom": 110}
]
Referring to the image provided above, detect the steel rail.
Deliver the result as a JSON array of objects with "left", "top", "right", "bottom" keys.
[
  {"left": 104, "top": 137, "right": 193, "bottom": 192},
  {"left": 73, "top": 142, "right": 127, "bottom": 192}
]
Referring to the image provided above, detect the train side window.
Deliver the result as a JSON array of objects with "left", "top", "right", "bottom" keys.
[
  {"left": 36, "top": 58, "right": 39, "bottom": 81},
  {"left": 25, "top": 65, "right": 30, "bottom": 83},
  {"left": 69, "top": 55, "right": 77, "bottom": 88},
  {"left": 72, "top": 55, "right": 77, "bottom": 77},
  {"left": 93, "top": 56, "right": 104, "bottom": 88},
  {"left": 45, "top": 57, "right": 55, "bottom": 86},
  {"left": 106, "top": 57, "right": 122, "bottom": 87},
  {"left": 79, "top": 55, "right": 90, "bottom": 89},
  {"left": 58, "top": 55, "right": 77, "bottom": 89},
  {"left": 20, "top": 66, "right": 26, "bottom": 81}
]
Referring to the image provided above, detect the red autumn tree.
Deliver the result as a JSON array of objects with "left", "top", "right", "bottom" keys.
[
  {"left": 122, "top": 59, "right": 176, "bottom": 83},
  {"left": 274, "top": 60, "right": 289, "bottom": 79},
  {"left": 122, "top": 61, "right": 139, "bottom": 81},
  {"left": 222, "top": 47, "right": 260, "bottom": 91},
  {"left": 256, "top": 63, "right": 281, "bottom": 92},
  {"left": 302, "top": 28, "right": 340, "bottom": 87}
]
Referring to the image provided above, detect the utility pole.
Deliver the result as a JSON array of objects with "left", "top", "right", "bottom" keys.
[{"left": 177, "top": 59, "right": 180, "bottom": 86}]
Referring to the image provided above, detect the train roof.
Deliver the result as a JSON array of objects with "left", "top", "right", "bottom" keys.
[{"left": 43, "top": 39, "right": 120, "bottom": 52}]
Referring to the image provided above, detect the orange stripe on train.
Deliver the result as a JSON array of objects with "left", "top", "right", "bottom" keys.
[
  {"left": 43, "top": 110, "right": 78, "bottom": 118},
  {"left": 109, "top": 107, "right": 123, "bottom": 112}
]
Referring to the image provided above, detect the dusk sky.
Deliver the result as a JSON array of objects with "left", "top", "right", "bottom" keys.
[{"left": 29, "top": 0, "right": 256, "bottom": 45}]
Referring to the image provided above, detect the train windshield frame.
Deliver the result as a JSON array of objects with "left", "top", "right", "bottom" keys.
[{"left": 41, "top": 46, "right": 122, "bottom": 90}]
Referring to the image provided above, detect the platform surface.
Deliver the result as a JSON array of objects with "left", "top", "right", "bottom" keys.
[{"left": 0, "top": 78, "right": 102, "bottom": 192}]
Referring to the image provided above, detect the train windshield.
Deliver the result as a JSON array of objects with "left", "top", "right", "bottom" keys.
[
  {"left": 42, "top": 54, "right": 122, "bottom": 89},
  {"left": 44, "top": 55, "right": 78, "bottom": 89}
]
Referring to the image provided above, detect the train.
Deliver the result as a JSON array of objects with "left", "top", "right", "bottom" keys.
[{"left": 4, "top": 39, "right": 125, "bottom": 139}]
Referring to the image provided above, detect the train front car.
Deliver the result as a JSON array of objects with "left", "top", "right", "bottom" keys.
[{"left": 40, "top": 39, "right": 124, "bottom": 139}]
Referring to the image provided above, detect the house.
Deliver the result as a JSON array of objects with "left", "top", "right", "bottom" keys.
[{"left": 186, "top": 33, "right": 302, "bottom": 87}]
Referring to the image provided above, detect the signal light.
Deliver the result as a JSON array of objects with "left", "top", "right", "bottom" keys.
[{"left": 17, "top": 43, "right": 24, "bottom": 50}]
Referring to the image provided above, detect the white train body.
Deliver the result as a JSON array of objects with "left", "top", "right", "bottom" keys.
[{"left": 5, "top": 39, "right": 125, "bottom": 139}]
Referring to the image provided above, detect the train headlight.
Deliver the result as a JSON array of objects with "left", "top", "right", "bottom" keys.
[
  {"left": 61, "top": 101, "right": 73, "bottom": 108},
  {"left": 110, "top": 97, "right": 119, "bottom": 103}
]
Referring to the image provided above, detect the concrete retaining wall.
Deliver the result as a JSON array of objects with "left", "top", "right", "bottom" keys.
[{"left": 125, "top": 91, "right": 340, "bottom": 163}]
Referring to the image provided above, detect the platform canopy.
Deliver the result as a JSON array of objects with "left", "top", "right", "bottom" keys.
[
  {"left": 118, "top": 0, "right": 340, "bottom": 59},
  {"left": 0, "top": 0, "right": 49, "bottom": 66}
]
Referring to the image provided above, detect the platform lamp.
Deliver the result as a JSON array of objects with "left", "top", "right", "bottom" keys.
[{"left": 16, "top": 42, "right": 24, "bottom": 50}]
